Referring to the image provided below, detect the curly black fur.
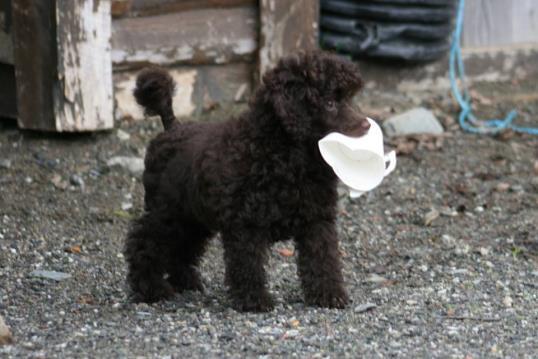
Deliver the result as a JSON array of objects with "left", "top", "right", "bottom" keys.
[
  {"left": 134, "top": 67, "right": 176, "bottom": 130},
  {"left": 125, "top": 51, "right": 371, "bottom": 312}
]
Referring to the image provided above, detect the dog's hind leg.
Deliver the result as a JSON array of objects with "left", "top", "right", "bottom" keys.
[
  {"left": 124, "top": 212, "right": 176, "bottom": 303},
  {"left": 222, "top": 229, "right": 274, "bottom": 312},
  {"left": 165, "top": 220, "right": 212, "bottom": 293},
  {"left": 295, "top": 220, "right": 350, "bottom": 309}
]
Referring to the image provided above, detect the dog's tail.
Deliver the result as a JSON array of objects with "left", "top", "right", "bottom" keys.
[{"left": 134, "top": 67, "right": 176, "bottom": 130}]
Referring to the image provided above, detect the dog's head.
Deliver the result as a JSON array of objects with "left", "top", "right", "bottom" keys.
[{"left": 253, "top": 51, "right": 370, "bottom": 141}]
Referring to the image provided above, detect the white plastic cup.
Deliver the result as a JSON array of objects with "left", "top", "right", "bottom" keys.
[{"left": 318, "top": 118, "right": 397, "bottom": 197}]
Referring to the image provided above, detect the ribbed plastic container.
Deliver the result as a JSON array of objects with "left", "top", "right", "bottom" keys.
[{"left": 320, "top": 0, "right": 456, "bottom": 61}]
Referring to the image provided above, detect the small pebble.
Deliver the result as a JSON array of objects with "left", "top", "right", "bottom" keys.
[
  {"left": 354, "top": 303, "right": 377, "bottom": 313},
  {"left": 107, "top": 156, "right": 144, "bottom": 176},
  {"left": 285, "top": 330, "right": 300, "bottom": 338},
  {"left": 441, "top": 234, "right": 456, "bottom": 248},
  {"left": 495, "top": 182, "right": 510, "bottom": 192},
  {"left": 116, "top": 129, "right": 131, "bottom": 141},
  {"left": 121, "top": 202, "right": 133, "bottom": 211},
  {"left": 423, "top": 209, "right": 440, "bottom": 226},
  {"left": 70, "top": 174, "right": 85, "bottom": 189},
  {"left": 0, "top": 315, "right": 13, "bottom": 345},
  {"left": 30, "top": 270, "right": 71, "bottom": 281},
  {"left": 365, "top": 274, "right": 387, "bottom": 284},
  {"left": 0, "top": 159, "right": 12, "bottom": 169}
]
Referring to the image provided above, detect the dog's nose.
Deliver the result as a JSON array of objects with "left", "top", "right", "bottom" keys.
[{"left": 359, "top": 119, "right": 371, "bottom": 131}]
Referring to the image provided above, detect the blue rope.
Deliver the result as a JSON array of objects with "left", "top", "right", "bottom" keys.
[{"left": 449, "top": 0, "right": 538, "bottom": 135}]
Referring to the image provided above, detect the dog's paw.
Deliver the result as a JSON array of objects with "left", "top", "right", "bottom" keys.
[
  {"left": 305, "top": 287, "right": 350, "bottom": 309},
  {"left": 232, "top": 291, "right": 275, "bottom": 313},
  {"left": 129, "top": 280, "right": 175, "bottom": 303}
]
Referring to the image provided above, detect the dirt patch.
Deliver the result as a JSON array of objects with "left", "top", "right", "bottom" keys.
[{"left": 0, "top": 76, "right": 537, "bottom": 357}]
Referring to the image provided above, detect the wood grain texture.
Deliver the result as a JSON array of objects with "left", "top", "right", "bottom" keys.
[
  {"left": 463, "top": 0, "right": 538, "bottom": 48},
  {"left": 12, "top": 0, "right": 57, "bottom": 130},
  {"left": 12, "top": 0, "right": 113, "bottom": 131},
  {"left": 112, "top": 0, "right": 133, "bottom": 18},
  {"left": 0, "top": 0, "right": 13, "bottom": 64},
  {"left": 55, "top": 0, "right": 114, "bottom": 131},
  {"left": 112, "top": 6, "right": 258, "bottom": 69},
  {"left": 115, "top": 62, "right": 253, "bottom": 120},
  {"left": 129, "top": 0, "right": 256, "bottom": 17},
  {"left": 259, "top": 0, "right": 319, "bottom": 78}
]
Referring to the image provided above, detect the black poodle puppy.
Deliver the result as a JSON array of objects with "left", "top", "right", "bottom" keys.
[{"left": 125, "top": 51, "right": 371, "bottom": 312}]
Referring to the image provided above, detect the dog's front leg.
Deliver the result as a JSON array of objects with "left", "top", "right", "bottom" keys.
[
  {"left": 295, "top": 220, "right": 349, "bottom": 308},
  {"left": 222, "top": 229, "right": 274, "bottom": 312}
]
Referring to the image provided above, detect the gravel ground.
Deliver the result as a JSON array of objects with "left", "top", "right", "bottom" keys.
[{"left": 1, "top": 75, "right": 537, "bottom": 358}]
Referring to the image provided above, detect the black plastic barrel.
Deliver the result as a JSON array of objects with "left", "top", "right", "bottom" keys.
[{"left": 320, "top": 0, "right": 456, "bottom": 61}]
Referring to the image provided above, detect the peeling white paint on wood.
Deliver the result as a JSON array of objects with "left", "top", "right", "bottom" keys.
[
  {"left": 115, "top": 69, "right": 197, "bottom": 120},
  {"left": 112, "top": 46, "right": 195, "bottom": 66},
  {"left": 55, "top": 0, "right": 113, "bottom": 131}
]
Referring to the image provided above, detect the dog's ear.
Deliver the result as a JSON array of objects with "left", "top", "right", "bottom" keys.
[
  {"left": 267, "top": 83, "right": 311, "bottom": 139},
  {"left": 258, "top": 60, "right": 312, "bottom": 140}
]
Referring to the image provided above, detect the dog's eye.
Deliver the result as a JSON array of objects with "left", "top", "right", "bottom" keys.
[{"left": 326, "top": 100, "right": 336, "bottom": 111}]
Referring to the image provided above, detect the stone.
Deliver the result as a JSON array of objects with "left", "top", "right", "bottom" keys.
[
  {"left": 503, "top": 296, "right": 513, "bottom": 307},
  {"left": 107, "top": 156, "right": 144, "bottom": 176},
  {"left": 383, "top": 107, "right": 444, "bottom": 137},
  {"left": 51, "top": 174, "right": 69, "bottom": 190},
  {"left": 30, "top": 270, "right": 72, "bottom": 281},
  {"left": 116, "top": 129, "right": 131, "bottom": 141},
  {"left": 365, "top": 274, "right": 387, "bottom": 284},
  {"left": 0, "top": 315, "right": 13, "bottom": 346},
  {"left": 423, "top": 208, "right": 440, "bottom": 226},
  {"left": 121, "top": 202, "right": 133, "bottom": 211},
  {"left": 354, "top": 303, "right": 377, "bottom": 313},
  {"left": 0, "top": 159, "right": 12, "bottom": 169},
  {"left": 70, "top": 174, "right": 85, "bottom": 189}
]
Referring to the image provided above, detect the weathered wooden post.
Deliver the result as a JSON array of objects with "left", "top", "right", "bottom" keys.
[
  {"left": 0, "top": 0, "right": 16, "bottom": 119},
  {"left": 11, "top": 0, "right": 113, "bottom": 131},
  {"left": 258, "top": 0, "right": 320, "bottom": 79}
]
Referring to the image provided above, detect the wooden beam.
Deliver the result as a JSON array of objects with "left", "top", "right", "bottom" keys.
[
  {"left": 54, "top": 0, "right": 114, "bottom": 131},
  {"left": 129, "top": 0, "right": 256, "bottom": 17},
  {"left": 0, "top": 0, "right": 15, "bottom": 118},
  {"left": 112, "top": 0, "right": 133, "bottom": 18},
  {"left": 112, "top": 6, "right": 258, "bottom": 70},
  {"left": 0, "top": 0, "right": 13, "bottom": 64},
  {"left": 258, "top": 0, "right": 319, "bottom": 78},
  {"left": 12, "top": 0, "right": 57, "bottom": 129},
  {"left": 12, "top": 0, "right": 113, "bottom": 132},
  {"left": 0, "top": 64, "right": 16, "bottom": 118}
]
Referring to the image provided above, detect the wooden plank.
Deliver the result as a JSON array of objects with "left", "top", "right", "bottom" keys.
[
  {"left": 112, "top": 0, "right": 133, "bottom": 18},
  {"left": 12, "top": 0, "right": 113, "bottom": 131},
  {"left": 12, "top": 0, "right": 57, "bottom": 129},
  {"left": 114, "top": 62, "right": 253, "bottom": 120},
  {"left": 259, "top": 0, "right": 319, "bottom": 78},
  {"left": 55, "top": 0, "right": 114, "bottom": 131},
  {"left": 112, "top": 6, "right": 258, "bottom": 69},
  {"left": 0, "top": 0, "right": 13, "bottom": 64},
  {"left": 0, "top": 63, "right": 16, "bottom": 118},
  {"left": 463, "top": 0, "right": 538, "bottom": 48},
  {"left": 130, "top": 0, "right": 256, "bottom": 17}
]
